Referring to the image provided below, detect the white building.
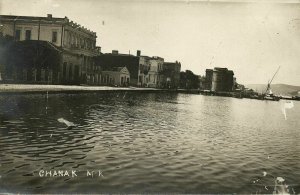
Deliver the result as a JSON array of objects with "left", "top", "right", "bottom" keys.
[
  {"left": 137, "top": 50, "right": 151, "bottom": 87},
  {"left": 146, "top": 56, "right": 164, "bottom": 88},
  {"left": 101, "top": 67, "right": 130, "bottom": 86},
  {"left": 0, "top": 14, "right": 99, "bottom": 85}
]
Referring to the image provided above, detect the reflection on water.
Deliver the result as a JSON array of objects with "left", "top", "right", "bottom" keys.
[{"left": 0, "top": 92, "right": 299, "bottom": 193}]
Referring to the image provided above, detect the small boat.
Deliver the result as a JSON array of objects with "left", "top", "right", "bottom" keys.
[
  {"left": 262, "top": 67, "right": 280, "bottom": 101},
  {"left": 249, "top": 94, "right": 259, "bottom": 99},
  {"left": 264, "top": 94, "right": 280, "bottom": 101},
  {"left": 263, "top": 89, "right": 280, "bottom": 101},
  {"left": 292, "top": 92, "right": 300, "bottom": 100}
]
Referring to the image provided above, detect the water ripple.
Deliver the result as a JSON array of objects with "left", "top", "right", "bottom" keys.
[{"left": 0, "top": 93, "right": 299, "bottom": 193}]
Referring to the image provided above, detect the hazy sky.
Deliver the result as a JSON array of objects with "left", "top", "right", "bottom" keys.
[{"left": 1, "top": 0, "right": 300, "bottom": 85}]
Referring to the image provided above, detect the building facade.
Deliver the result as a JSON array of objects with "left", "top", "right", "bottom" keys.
[
  {"left": 95, "top": 51, "right": 166, "bottom": 88},
  {"left": 0, "top": 14, "right": 98, "bottom": 84},
  {"left": 205, "top": 67, "right": 234, "bottom": 92},
  {"left": 0, "top": 35, "right": 62, "bottom": 84},
  {"left": 137, "top": 51, "right": 151, "bottom": 87},
  {"left": 101, "top": 67, "right": 130, "bottom": 86},
  {"left": 146, "top": 56, "right": 164, "bottom": 88},
  {"left": 0, "top": 14, "right": 184, "bottom": 88},
  {"left": 94, "top": 51, "right": 140, "bottom": 86}
]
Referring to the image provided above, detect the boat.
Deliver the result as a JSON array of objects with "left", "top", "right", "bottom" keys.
[
  {"left": 263, "top": 67, "right": 280, "bottom": 101},
  {"left": 264, "top": 88, "right": 280, "bottom": 101},
  {"left": 292, "top": 91, "right": 300, "bottom": 100}
]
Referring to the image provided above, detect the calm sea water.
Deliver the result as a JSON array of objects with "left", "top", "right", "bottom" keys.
[{"left": 0, "top": 92, "right": 299, "bottom": 194}]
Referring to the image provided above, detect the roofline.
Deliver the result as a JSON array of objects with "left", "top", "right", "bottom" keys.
[
  {"left": 0, "top": 14, "right": 65, "bottom": 20},
  {"left": 0, "top": 14, "right": 97, "bottom": 36},
  {"left": 164, "top": 62, "right": 181, "bottom": 64},
  {"left": 15, "top": 40, "right": 63, "bottom": 52},
  {"left": 102, "top": 53, "right": 138, "bottom": 57}
]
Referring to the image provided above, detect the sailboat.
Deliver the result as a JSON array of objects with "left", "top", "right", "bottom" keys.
[{"left": 263, "top": 67, "right": 280, "bottom": 101}]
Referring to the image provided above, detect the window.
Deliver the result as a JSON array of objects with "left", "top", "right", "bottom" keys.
[
  {"left": 15, "top": 29, "right": 21, "bottom": 41},
  {"left": 69, "top": 65, "right": 73, "bottom": 80},
  {"left": 80, "top": 38, "right": 84, "bottom": 48},
  {"left": 25, "top": 30, "right": 31, "bottom": 40},
  {"left": 52, "top": 31, "right": 57, "bottom": 43},
  {"left": 63, "top": 62, "right": 67, "bottom": 78},
  {"left": 68, "top": 34, "right": 71, "bottom": 45}
]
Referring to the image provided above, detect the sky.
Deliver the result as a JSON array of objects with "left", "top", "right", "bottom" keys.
[{"left": 0, "top": 0, "right": 300, "bottom": 85}]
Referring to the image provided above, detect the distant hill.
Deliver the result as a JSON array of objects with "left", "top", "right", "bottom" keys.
[{"left": 245, "top": 84, "right": 300, "bottom": 96}]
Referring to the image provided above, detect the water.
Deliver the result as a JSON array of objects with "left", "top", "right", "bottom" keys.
[{"left": 0, "top": 92, "right": 299, "bottom": 193}]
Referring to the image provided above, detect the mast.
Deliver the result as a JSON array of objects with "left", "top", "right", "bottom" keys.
[{"left": 264, "top": 66, "right": 280, "bottom": 95}]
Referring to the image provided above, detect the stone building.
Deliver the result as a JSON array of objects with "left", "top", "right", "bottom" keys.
[
  {"left": 0, "top": 14, "right": 99, "bottom": 84},
  {"left": 205, "top": 67, "right": 234, "bottom": 92}
]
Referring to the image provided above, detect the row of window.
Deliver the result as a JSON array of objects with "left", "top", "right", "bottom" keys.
[
  {"left": 15, "top": 29, "right": 30, "bottom": 41},
  {"left": 101, "top": 75, "right": 130, "bottom": 85},
  {"left": 14, "top": 29, "right": 95, "bottom": 49},
  {"left": 4, "top": 68, "right": 53, "bottom": 82},
  {"left": 15, "top": 29, "right": 58, "bottom": 43},
  {"left": 67, "top": 31, "right": 95, "bottom": 50}
]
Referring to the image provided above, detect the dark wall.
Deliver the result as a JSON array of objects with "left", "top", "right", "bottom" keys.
[
  {"left": 0, "top": 36, "right": 62, "bottom": 83},
  {"left": 160, "top": 62, "right": 181, "bottom": 89}
]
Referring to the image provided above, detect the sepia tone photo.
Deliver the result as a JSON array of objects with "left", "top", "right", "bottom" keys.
[{"left": 0, "top": 0, "right": 299, "bottom": 194}]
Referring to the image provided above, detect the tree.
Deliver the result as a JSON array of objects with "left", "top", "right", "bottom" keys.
[{"left": 179, "top": 70, "right": 200, "bottom": 89}]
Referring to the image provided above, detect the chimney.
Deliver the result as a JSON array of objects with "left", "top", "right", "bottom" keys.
[
  {"left": 137, "top": 50, "right": 141, "bottom": 57},
  {"left": 112, "top": 50, "right": 118, "bottom": 55},
  {"left": 64, "top": 16, "right": 69, "bottom": 22},
  {"left": 47, "top": 14, "right": 52, "bottom": 19},
  {"left": 96, "top": 46, "right": 101, "bottom": 53}
]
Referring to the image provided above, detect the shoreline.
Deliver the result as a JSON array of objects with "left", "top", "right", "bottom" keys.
[
  {"left": 0, "top": 84, "right": 166, "bottom": 94},
  {"left": 1, "top": 84, "right": 299, "bottom": 101}
]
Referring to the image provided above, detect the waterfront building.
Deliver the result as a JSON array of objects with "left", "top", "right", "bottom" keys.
[
  {"left": 205, "top": 67, "right": 234, "bottom": 92},
  {"left": 160, "top": 61, "right": 181, "bottom": 89},
  {"left": 137, "top": 51, "right": 151, "bottom": 87},
  {"left": 95, "top": 51, "right": 140, "bottom": 86},
  {"left": 95, "top": 51, "right": 165, "bottom": 88},
  {"left": 198, "top": 75, "right": 206, "bottom": 90},
  {"left": 0, "top": 39, "right": 62, "bottom": 84},
  {"left": 146, "top": 56, "right": 164, "bottom": 88},
  {"left": 0, "top": 14, "right": 98, "bottom": 84},
  {"left": 205, "top": 69, "right": 214, "bottom": 90},
  {"left": 101, "top": 67, "right": 130, "bottom": 86}
]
